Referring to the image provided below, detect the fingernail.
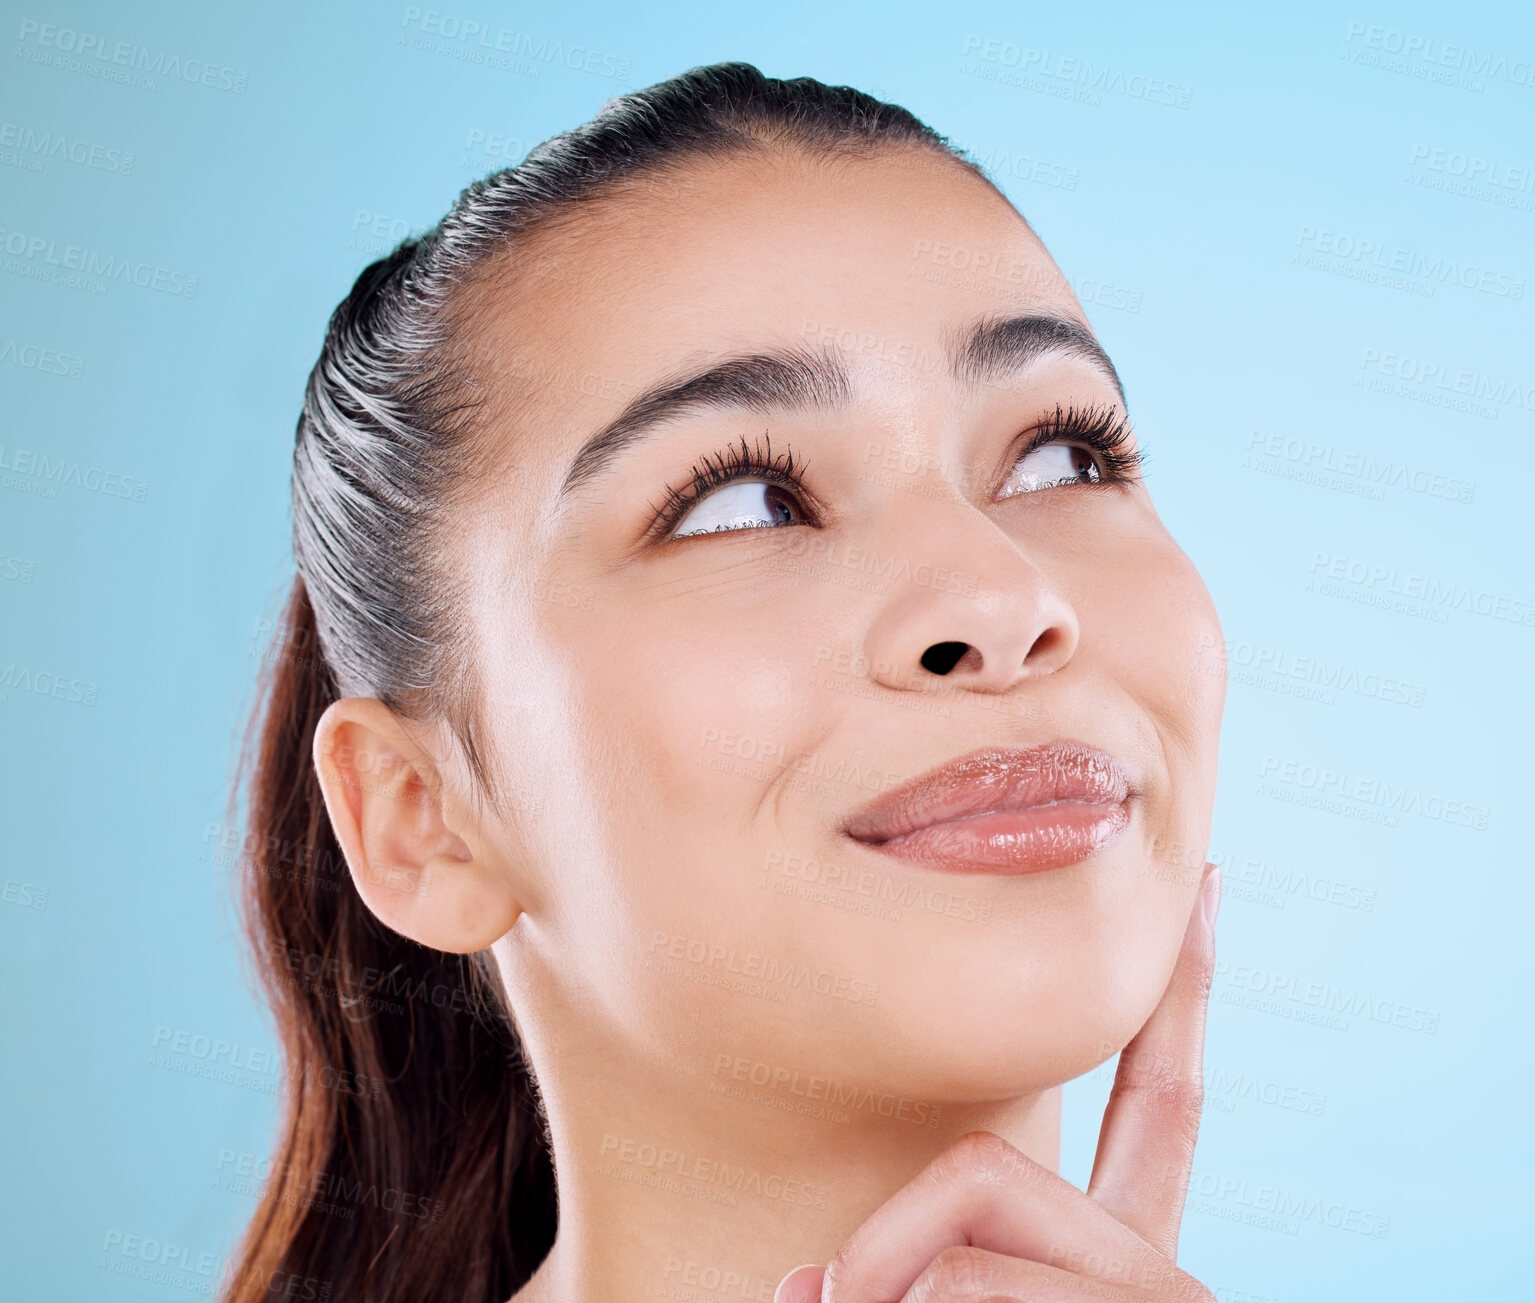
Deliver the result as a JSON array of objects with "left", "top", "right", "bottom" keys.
[
  {"left": 1200, "top": 862, "right": 1222, "bottom": 931},
  {"left": 774, "top": 1264, "right": 822, "bottom": 1303}
]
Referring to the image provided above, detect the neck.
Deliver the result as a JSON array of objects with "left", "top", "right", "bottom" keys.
[{"left": 509, "top": 1015, "right": 1062, "bottom": 1303}]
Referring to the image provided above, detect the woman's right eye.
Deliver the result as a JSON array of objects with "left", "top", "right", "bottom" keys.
[{"left": 672, "top": 481, "right": 807, "bottom": 538}]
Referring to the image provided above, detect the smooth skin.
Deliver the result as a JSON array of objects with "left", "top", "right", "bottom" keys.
[
  {"left": 311, "top": 143, "right": 1227, "bottom": 1302},
  {"left": 775, "top": 862, "right": 1221, "bottom": 1302}
]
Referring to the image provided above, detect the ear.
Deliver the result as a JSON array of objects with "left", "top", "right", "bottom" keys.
[{"left": 312, "top": 697, "right": 520, "bottom": 952}]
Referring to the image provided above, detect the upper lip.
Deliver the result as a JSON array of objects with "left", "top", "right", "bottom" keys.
[{"left": 843, "top": 740, "right": 1134, "bottom": 845}]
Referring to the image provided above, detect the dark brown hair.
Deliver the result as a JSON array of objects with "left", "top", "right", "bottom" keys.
[{"left": 229, "top": 61, "right": 989, "bottom": 1303}]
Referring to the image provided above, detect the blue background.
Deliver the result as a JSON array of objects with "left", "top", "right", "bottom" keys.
[{"left": 2, "top": 1, "right": 1531, "bottom": 1298}]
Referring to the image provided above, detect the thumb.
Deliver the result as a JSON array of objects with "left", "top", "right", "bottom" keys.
[{"left": 773, "top": 1263, "right": 825, "bottom": 1303}]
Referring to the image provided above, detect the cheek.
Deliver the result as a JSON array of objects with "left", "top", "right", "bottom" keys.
[
  {"left": 1080, "top": 527, "right": 1225, "bottom": 832},
  {"left": 606, "top": 623, "right": 805, "bottom": 825},
  {"left": 542, "top": 590, "right": 850, "bottom": 1037},
  {"left": 1034, "top": 528, "right": 1224, "bottom": 1063}
]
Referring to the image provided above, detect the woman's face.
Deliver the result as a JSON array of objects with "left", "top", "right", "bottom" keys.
[{"left": 452, "top": 146, "right": 1224, "bottom": 1102}]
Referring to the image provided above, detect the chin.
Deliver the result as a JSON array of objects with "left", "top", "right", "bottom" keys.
[{"left": 815, "top": 940, "right": 1171, "bottom": 1106}]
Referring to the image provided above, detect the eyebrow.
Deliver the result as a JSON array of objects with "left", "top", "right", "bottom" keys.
[{"left": 554, "top": 313, "right": 1126, "bottom": 507}]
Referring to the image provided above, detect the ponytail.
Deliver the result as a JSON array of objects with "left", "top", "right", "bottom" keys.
[{"left": 224, "top": 581, "right": 555, "bottom": 1303}]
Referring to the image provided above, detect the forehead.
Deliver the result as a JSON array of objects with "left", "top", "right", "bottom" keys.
[{"left": 461, "top": 147, "right": 1087, "bottom": 466}]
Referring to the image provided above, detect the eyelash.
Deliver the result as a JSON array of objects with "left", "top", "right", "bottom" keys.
[
  {"left": 647, "top": 431, "right": 810, "bottom": 541},
  {"left": 1011, "top": 403, "right": 1144, "bottom": 485},
  {"left": 648, "top": 405, "right": 1143, "bottom": 540}
]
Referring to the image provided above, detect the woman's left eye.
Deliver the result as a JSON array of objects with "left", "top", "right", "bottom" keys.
[
  {"left": 997, "top": 441, "right": 1100, "bottom": 498},
  {"left": 672, "top": 481, "right": 806, "bottom": 537}
]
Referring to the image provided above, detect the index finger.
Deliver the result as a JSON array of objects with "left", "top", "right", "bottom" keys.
[
  {"left": 805, "top": 1130, "right": 1173, "bottom": 1303},
  {"left": 1086, "top": 860, "right": 1220, "bottom": 1257}
]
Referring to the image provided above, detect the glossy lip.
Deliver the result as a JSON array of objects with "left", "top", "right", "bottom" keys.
[{"left": 842, "top": 740, "right": 1136, "bottom": 875}]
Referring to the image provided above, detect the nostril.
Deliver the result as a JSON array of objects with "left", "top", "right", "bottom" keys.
[{"left": 920, "top": 641, "right": 972, "bottom": 676}]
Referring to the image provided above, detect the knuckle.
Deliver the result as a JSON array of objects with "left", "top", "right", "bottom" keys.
[
  {"left": 1173, "top": 1274, "right": 1218, "bottom": 1303},
  {"left": 907, "top": 1246, "right": 1011, "bottom": 1303},
  {"left": 1122, "top": 1059, "right": 1204, "bottom": 1128},
  {"left": 1135, "top": 1259, "right": 1188, "bottom": 1294},
  {"left": 819, "top": 1245, "right": 857, "bottom": 1300},
  {"left": 936, "top": 1129, "right": 1034, "bottom": 1188},
  {"left": 820, "top": 1180, "right": 903, "bottom": 1300},
  {"left": 1193, "top": 946, "right": 1216, "bottom": 1000}
]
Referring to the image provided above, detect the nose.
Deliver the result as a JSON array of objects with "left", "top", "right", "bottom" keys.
[{"left": 860, "top": 501, "right": 1080, "bottom": 696}]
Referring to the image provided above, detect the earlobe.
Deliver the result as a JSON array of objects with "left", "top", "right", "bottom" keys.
[{"left": 311, "top": 698, "right": 521, "bottom": 953}]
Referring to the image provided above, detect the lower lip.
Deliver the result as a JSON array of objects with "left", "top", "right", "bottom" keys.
[{"left": 853, "top": 801, "right": 1131, "bottom": 874}]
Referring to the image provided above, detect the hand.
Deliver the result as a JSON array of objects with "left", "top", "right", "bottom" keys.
[{"left": 775, "top": 861, "right": 1222, "bottom": 1303}]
